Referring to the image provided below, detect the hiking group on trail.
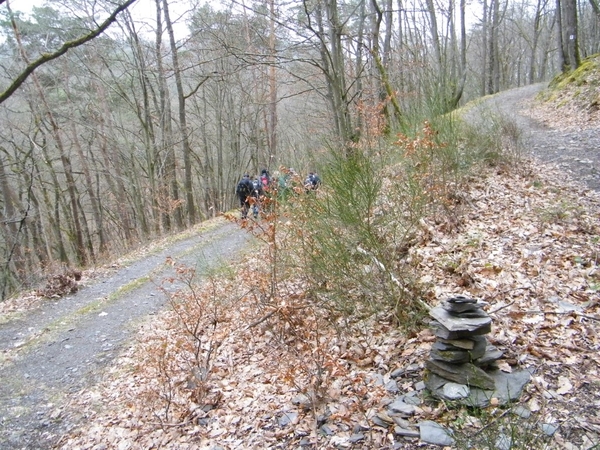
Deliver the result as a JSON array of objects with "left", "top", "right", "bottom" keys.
[{"left": 236, "top": 168, "right": 320, "bottom": 219}]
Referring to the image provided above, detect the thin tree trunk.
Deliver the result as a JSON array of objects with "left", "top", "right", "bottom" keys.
[
  {"left": 481, "top": 0, "right": 489, "bottom": 96},
  {"left": 448, "top": 0, "right": 467, "bottom": 109},
  {"left": 0, "top": 151, "right": 26, "bottom": 298},
  {"left": 268, "top": 0, "right": 278, "bottom": 169},
  {"left": 155, "top": 0, "right": 181, "bottom": 231},
  {"left": 68, "top": 118, "right": 104, "bottom": 258},
  {"left": 124, "top": 14, "right": 162, "bottom": 235},
  {"left": 529, "top": 0, "right": 544, "bottom": 83},
  {"left": 556, "top": 0, "right": 566, "bottom": 71},
  {"left": 162, "top": 0, "right": 197, "bottom": 225}
]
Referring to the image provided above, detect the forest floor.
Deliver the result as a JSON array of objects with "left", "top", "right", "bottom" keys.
[{"left": 1, "top": 81, "right": 599, "bottom": 450}]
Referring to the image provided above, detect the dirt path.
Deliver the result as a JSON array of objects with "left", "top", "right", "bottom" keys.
[
  {"left": 469, "top": 83, "right": 600, "bottom": 192},
  {"left": 0, "top": 219, "right": 251, "bottom": 449}
]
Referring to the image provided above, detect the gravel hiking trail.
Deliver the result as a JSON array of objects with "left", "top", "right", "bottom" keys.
[
  {"left": 0, "top": 219, "right": 252, "bottom": 449},
  {"left": 469, "top": 83, "right": 600, "bottom": 192}
]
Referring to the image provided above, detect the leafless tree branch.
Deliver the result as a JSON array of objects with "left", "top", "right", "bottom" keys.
[{"left": 0, "top": 0, "right": 138, "bottom": 105}]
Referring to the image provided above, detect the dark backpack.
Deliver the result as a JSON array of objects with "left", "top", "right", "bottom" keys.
[{"left": 237, "top": 179, "right": 251, "bottom": 198}]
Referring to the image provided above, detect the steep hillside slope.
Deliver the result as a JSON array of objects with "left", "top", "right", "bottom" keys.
[{"left": 57, "top": 85, "right": 600, "bottom": 449}]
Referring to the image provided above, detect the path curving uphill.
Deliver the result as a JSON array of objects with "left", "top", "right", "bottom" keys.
[
  {"left": 468, "top": 83, "right": 600, "bottom": 192},
  {"left": 0, "top": 219, "right": 251, "bottom": 449}
]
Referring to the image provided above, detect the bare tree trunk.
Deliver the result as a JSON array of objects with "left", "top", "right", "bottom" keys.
[
  {"left": 326, "top": 0, "right": 355, "bottom": 147},
  {"left": 0, "top": 151, "right": 26, "bottom": 298},
  {"left": 529, "top": 0, "right": 545, "bottom": 83},
  {"left": 308, "top": 0, "right": 357, "bottom": 149},
  {"left": 487, "top": 0, "right": 501, "bottom": 94},
  {"left": 9, "top": 8, "right": 87, "bottom": 266},
  {"left": 68, "top": 116, "right": 103, "bottom": 259},
  {"left": 30, "top": 132, "right": 70, "bottom": 265},
  {"left": 556, "top": 0, "right": 567, "bottom": 71},
  {"left": 94, "top": 78, "right": 134, "bottom": 244},
  {"left": 155, "top": 0, "right": 182, "bottom": 231},
  {"left": 481, "top": 0, "right": 489, "bottom": 96},
  {"left": 268, "top": 0, "right": 278, "bottom": 169},
  {"left": 562, "top": 0, "right": 581, "bottom": 70},
  {"left": 162, "top": 0, "right": 197, "bottom": 225},
  {"left": 370, "top": 0, "right": 403, "bottom": 131},
  {"left": 355, "top": 0, "right": 366, "bottom": 134},
  {"left": 425, "top": 0, "right": 442, "bottom": 69},
  {"left": 448, "top": 0, "right": 467, "bottom": 109},
  {"left": 122, "top": 12, "right": 162, "bottom": 235}
]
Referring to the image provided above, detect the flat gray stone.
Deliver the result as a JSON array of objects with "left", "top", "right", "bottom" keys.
[
  {"left": 430, "top": 346, "right": 471, "bottom": 363},
  {"left": 495, "top": 434, "right": 512, "bottom": 450},
  {"left": 424, "top": 372, "right": 450, "bottom": 392},
  {"left": 394, "top": 426, "right": 420, "bottom": 438},
  {"left": 443, "top": 299, "right": 489, "bottom": 317},
  {"left": 278, "top": 411, "right": 298, "bottom": 427},
  {"left": 390, "top": 367, "right": 405, "bottom": 378},
  {"left": 320, "top": 424, "right": 334, "bottom": 436},
  {"left": 349, "top": 433, "right": 365, "bottom": 443},
  {"left": 443, "top": 382, "right": 470, "bottom": 399},
  {"left": 540, "top": 423, "right": 558, "bottom": 436},
  {"left": 419, "top": 420, "right": 454, "bottom": 446},
  {"left": 512, "top": 405, "right": 531, "bottom": 419},
  {"left": 433, "top": 321, "right": 492, "bottom": 340},
  {"left": 473, "top": 345, "right": 504, "bottom": 367},
  {"left": 467, "top": 370, "right": 532, "bottom": 407},
  {"left": 388, "top": 400, "right": 416, "bottom": 416},
  {"left": 426, "top": 359, "right": 496, "bottom": 390},
  {"left": 430, "top": 307, "right": 491, "bottom": 332},
  {"left": 391, "top": 416, "right": 411, "bottom": 428},
  {"left": 447, "top": 295, "right": 478, "bottom": 304},
  {"left": 438, "top": 337, "right": 476, "bottom": 350},
  {"left": 385, "top": 380, "right": 399, "bottom": 393},
  {"left": 372, "top": 414, "right": 392, "bottom": 428},
  {"left": 431, "top": 336, "right": 487, "bottom": 363},
  {"left": 444, "top": 296, "right": 478, "bottom": 314},
  {"left": 400, "top": 391, "right": 422, "bottom": 405}
]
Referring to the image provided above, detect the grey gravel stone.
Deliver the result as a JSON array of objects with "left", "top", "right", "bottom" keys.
[
  {"left": 540, "top": 423, "right": 558, "bottom": 436},
  {"left": 512, "top": 405, "right": 532, "bottom": 419},
  {"left": 278, "top": 411, "right": 298, "bottom": 427},
  {"left": 495, "top": 434, "right": 512, "bottom": 450},
  {"left": 394, "top": 426, "right": 420, "bottom": 438},
  {"left": 387, "top": 400, "right": 416, "bottom": 416},
  {"left": 442, "top": 382, "right": 470, "bottom": 399},
  {"left": 419, "top": 420, "right": 454, "bottom": 446},
  {"left": 349, "top": 433, "right": 365, "bottom": 443}
]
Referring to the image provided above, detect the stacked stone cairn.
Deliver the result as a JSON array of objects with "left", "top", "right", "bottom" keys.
[{"left": 425, "top": 295, "right": 515, "bottom": 404}]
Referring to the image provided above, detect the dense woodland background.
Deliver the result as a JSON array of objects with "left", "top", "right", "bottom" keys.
[{"left": 0, "top": 0, "right": 598, "bottom": 299}]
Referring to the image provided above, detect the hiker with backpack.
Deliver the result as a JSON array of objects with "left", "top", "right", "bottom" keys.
[
  {"left": 236, "top": 174, "right": 254, "bottom": 219},
  {"left": 259, "top": 169, "right": 271, "bottom": 192},
  {"left": 304, "top": 171, "right": 321, "bottom": 193},
  {"left": 250, "top": 176, "right": 263, "bottom": 218}
]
